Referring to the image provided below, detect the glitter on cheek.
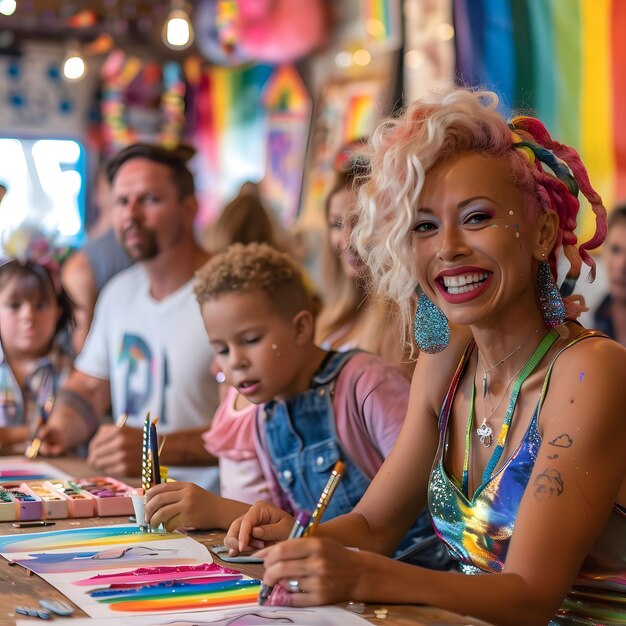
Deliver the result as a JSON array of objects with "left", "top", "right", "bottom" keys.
[
  {"left": 579, "top": 371, "right": 585, "bottom": 383},
  {"left": 508, "top": 210, "right": 514, "bottom": 215},
  {"left": 515, "top": 232, "right": 520, "bottom": 238}
]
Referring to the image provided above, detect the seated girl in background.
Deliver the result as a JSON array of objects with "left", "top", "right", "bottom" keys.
[
  {"left": 146, "top": 243, "right": 445, "bottom": 567},
  {"left": 225, "top": 90, "right": 625, "bottom": 625},
  {"left": 316, "top": 152, "right": 414, "bottom": 378},
  {"left": 0, "top": 224, "right": 74, "bottom": 449}
]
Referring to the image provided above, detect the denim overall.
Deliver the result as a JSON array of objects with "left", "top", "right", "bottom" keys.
[
  {"left": 260, "top": 350, "right": 453, "bottom": 569},
  {"left": 261, "top": 350, "right": 370, "bottom": 520}
]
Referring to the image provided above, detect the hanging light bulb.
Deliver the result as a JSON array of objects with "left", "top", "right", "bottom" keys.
[
  {"left": 62, "top": 43, "right": 87, "bottom": 81},
  {"left": 0, "top": 0, "right": 17, "bottom": 17},
  {"left": 162, "top": 1, "right": 194, "bottom": 50}
]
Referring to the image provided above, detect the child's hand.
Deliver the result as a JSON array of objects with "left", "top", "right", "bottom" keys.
[
  {"left": 39, "top": 408, "right": 92, "bottom": 456},
  {"left": 145, "top": 482, "right": 218, "bottom": 531},
  {"left": 225, "top": 501, "right": 295, "bottom": 555},
  {"left": 38, "top": 417, "right": 73, "bottom": 456}
]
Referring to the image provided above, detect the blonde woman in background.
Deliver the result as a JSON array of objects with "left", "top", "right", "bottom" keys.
[
  {"left": 202, "top": 182, "right": 284, "bottom": 254},
  {"left": 316, "top": 154, "right": 415, "bottom": 378}
]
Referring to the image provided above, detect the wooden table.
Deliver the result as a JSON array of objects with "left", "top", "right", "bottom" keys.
[{"left": 0, "top": 457, "right": 490, "bottom": 625}]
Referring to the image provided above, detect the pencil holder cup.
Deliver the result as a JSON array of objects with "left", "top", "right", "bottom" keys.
[{"left": 131, "top": 491, "right": 146, "bottom": 527}]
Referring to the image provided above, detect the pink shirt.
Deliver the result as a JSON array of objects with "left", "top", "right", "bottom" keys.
[{"left": 203, "top": 385, "right": 270, "bottom": 504}]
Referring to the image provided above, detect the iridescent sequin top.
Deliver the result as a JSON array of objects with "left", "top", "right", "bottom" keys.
[{"left": 428, "top": 331, "right": 625, "bottom": 625}]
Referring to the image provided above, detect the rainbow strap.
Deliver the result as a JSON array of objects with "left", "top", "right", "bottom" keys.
[{"left": 462, "top": 329, "right": 559, "bottom": 496}]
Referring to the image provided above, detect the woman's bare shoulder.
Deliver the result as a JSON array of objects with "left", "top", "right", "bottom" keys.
[{"left": 552, "top": 324, "right": 626, "bottom": 374}]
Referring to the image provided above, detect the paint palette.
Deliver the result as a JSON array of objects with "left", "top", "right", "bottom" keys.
[
  {"left": 1, "top": 483, "right": 43, "bottom": 521},
  {"left": 74, "top": 477, "right": 134, "bottom": 516},
  {"left": 26, "top": 482, "right": 70, "bottom": 520},
  {"left": 47, "top": 481, "right": 96, "bottom": 518},
  {"left": 0, "top": 486, "right": 16, "bottom": 522}
]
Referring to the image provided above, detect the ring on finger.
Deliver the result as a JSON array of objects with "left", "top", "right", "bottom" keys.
[{"left": 287, "top": 579, "right": 300, "bottom": 593}]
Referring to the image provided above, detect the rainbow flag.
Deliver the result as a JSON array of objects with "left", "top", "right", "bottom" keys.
[
  {"left": 453, "top": 0, "right": 626, "bottom": 236},
  {"left": 191, "top": 64, "right": 272, "bottom": 224}
]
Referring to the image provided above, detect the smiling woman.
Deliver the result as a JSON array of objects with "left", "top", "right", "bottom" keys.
[{"left": 222, "top": 89, "right": 626, "bottom": 626}]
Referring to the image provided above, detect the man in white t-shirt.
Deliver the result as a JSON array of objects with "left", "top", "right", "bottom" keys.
[{"left": 40, "top": 144, "right": 220, "bottom": 490}]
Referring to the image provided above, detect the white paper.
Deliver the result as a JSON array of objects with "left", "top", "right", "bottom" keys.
[
  {"left": 18, "top": 605, "right": 372, "bottom": 625},
  {"left": 1, "top": 524, "right": 260, "bottom": 618}
]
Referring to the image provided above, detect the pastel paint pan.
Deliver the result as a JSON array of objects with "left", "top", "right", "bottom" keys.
[
  {"left": 46, "top": 481, "right": 95, "bottom": 518},
  {"left": 0, "top": 487, "right": 16, "bottom": 522},
  {"left": 75, "top": 477, "right": 134, "bottom": 516},
  {"left": 24, "top": 482, "right": 68, "bottom": 520},
  {"left": 2, "top": 482, "right": 43, "bottom": 521}
]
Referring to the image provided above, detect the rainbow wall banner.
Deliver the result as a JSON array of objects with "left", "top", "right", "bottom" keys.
[
  {"left": 189, "top": 63, "right": 273, "bottom": 226},
  {"left": 361, "top": 0, "right": 402, "bottom": 50},
  {"left": 0, "top": 524, "right": 259, "bottom": 618},
  {"left": 261, "top": 64, "right": 311, "bottom": 226},
  {"left": 452, "top": 0, "right": 626, "bottom": 236}
]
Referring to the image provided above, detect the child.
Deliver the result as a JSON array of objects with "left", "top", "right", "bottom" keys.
[
  {"left": 146, "top": 243, "right": 445, "bottom": 566},
  {"left": 0, "top": 224, "right": 74, "bottom": 450}
]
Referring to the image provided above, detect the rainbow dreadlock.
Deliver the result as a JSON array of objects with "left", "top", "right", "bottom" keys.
[{"left": 509, "top": 116, "right": 607, "bottom": 297}]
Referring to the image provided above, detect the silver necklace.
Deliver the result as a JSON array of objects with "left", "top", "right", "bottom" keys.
[
  {"left": 475, "top": 359, "right": 526, "bottom": 448},
  {"left": 478, "top": 326, "right": 541, "bottom": 398}
]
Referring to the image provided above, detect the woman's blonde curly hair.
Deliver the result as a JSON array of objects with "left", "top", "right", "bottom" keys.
[{"left": 352, "top": 88, "right": 605, "bottom": 346}]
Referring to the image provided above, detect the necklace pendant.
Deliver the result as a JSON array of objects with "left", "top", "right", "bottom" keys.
[{"left": 476, "top": 421, "right": 493, "bottom": 448}]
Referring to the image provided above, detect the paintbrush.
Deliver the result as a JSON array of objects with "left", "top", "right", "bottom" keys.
[
  {"left": 149, "top": 422, "right": 161, "bottom": 486},
  {"left": 25, "top": 395, "right": 54, "bottom": 459},
  {"left": 258, "top": 461, "right": 345, "bottom": 605},
  {"left": 141, "top": 413, "right": 152, "bottom": 493}
]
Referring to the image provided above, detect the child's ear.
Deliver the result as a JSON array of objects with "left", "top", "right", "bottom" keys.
[{"left": 292, "top": 310, "right": 314, "bottom": 345}]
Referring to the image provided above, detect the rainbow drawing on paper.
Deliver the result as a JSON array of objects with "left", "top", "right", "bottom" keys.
[
  {"left": 12, "top": 545, "right": 195, "bottom": 575},
  {"left": 0, "top": 524, "right": 179, "bottom": 553},
  {"left": 93, "top": 578, "right": 261, "bottom": 613},
  {"left": 74, "top": 563, "right": 241, "bottom": 586}
]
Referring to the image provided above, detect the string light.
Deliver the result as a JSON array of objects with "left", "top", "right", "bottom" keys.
[
  {"left": 0, "top": 0, "right": 16, "bottom": 16},
  {"left": 162, "top": 1, "right": 194, "bottom": 50},
  {"left": 62, "top": 43, "right": 87, "bottom": 81},
  {"left": 352, "top": 49, "right": 371, "bottom": 66},
  {"left": 335, "top": 51, "right": 352, "bottom": 68},
  {"left": 437, "top": 23, "right": 455, "bottom": 41}
]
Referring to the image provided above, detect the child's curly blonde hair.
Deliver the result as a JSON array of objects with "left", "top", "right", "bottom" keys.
[{"left": 195, "top": 242, "right": 314, "bottom": 317}]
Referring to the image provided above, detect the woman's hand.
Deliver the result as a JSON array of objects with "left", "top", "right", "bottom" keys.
[
  {"left": 257, "top": 537, "right": 366, "bottom": 607},
  {"left": 224, "top": 501, "right": 295, "bottom": 555},
  {"left": 145, "top": 482, "right": 218, "bottom": 531}
]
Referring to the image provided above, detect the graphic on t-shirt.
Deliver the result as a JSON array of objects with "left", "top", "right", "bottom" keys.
[{"left": 118, "top": 334, "right": 153, "bottom": 415}]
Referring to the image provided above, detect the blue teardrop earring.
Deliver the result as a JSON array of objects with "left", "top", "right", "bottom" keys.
[
  {"left": 414, "top": 287, "right": 450, "bottom": 354},
  {"left": 537, "top": 261, "right": 565, "bottom": 327}
]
